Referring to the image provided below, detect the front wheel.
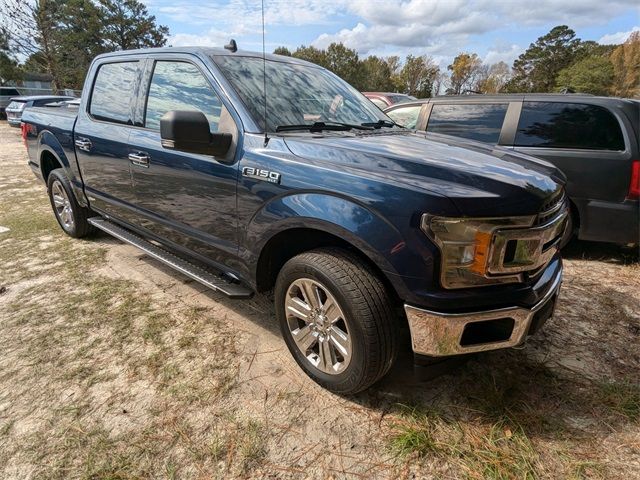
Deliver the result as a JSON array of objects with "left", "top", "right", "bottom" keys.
[{"left": 275, "top": 248, "right": 398, "bottom": 394}]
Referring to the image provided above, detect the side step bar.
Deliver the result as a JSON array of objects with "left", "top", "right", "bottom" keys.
[{"left": 88, "top": 217, "right": 253, "bottom": 299}]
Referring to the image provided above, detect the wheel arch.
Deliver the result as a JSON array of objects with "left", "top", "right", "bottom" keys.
[
  {"left": 255, "top": 227, "right": 401, "bottom": 303},
  {"left": 37, "top": 131, "right": 87, "bottom": 207}
]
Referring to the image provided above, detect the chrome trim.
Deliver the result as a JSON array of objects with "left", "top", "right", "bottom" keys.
[
  {"left": 488, "top": 207, "right": 568, "bottom": 275},
  {"left": 404, "top": 266, "right": 562, "bottom": 356}
]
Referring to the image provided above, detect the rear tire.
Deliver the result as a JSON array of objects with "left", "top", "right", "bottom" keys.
[
  {"left": 275, "top": 248, "right": 398, "bottom": 394},
  {"left": 47, "top": 168, "right": 95, "bottom": 238}
]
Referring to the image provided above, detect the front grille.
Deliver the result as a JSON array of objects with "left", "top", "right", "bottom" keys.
[
  {"left": 488, "top": 195, "right": 568, "bottom": 276},
  {"left": 536, "top": 190, "right": 566, "bottom": 226}
]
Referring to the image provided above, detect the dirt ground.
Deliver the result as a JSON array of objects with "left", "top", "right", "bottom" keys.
[{"left": 0, "top": 121, "right": 638, "bottom": 479}]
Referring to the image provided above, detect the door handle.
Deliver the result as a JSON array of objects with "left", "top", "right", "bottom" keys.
[
  {"left": 75, "top": 138, "right": 92, "bottom": 152},
  {"left": 128, "top": 152, "right": 150, "bottom": 167}
]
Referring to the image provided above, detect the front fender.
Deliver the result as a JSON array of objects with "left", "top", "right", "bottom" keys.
[{"left": 245, "top": 191, "right": 435, "bottom": 299}]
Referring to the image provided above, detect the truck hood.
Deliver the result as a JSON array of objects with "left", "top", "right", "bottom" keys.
[{"left": 282, "top": 131, "right": 566, "bottom": 216}]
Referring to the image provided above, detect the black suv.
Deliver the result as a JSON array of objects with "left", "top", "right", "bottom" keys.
[{"left": 385, "top": 94, "right": 640, "bottom": 245}]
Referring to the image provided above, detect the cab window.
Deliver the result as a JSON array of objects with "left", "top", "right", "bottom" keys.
[
  {"left": 90, "top": 61, "right": 138, "bottom": 124},
  {"left": 144, "top": 61, "right": 222, "bottom": 132}
]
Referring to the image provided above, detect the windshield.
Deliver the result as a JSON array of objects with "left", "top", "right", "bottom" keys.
[
  {"left": 212, "top": 56, "right": 390, "bottom": 132},
  {"left": 7, "top": 101, "right": 26, "bottom": 110}
]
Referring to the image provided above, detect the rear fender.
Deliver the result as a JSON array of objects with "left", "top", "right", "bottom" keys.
[{"left": 37, "top": 131, "right": 87, "bottom": 207}]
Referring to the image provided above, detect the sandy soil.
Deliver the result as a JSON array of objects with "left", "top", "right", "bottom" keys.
[{"left": 0, "top": 121, "right": 638, "bottom": 479}]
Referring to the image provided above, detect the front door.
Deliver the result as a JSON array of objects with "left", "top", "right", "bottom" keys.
[{"left": 127, "top": 58, "right": 239, "bottom": 268}]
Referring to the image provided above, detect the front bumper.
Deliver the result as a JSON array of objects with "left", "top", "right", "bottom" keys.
[{"left": 405, "top": 265, "right": 562, "bottom": 356}]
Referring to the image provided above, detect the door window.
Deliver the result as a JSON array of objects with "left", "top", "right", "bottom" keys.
[
  {"left": 144, "top": 61, "right": 222, "bottom": 132},
  {"left": 515, "top": 102, "right": 625, "bottom": 150},
  {"left": 426, "top": 103, "right": 508, "bottom": 143},
  {"left": 386, "top": 105, "right": 422, "bottom": 128},
  {"left": 90, "top": 61, "right": 138, "bottom": 124}
]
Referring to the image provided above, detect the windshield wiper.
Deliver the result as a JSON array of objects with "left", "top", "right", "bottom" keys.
[
  {"left": 275, "top": 121, "right": 374, "bottom": 133},
  {"left": 360, "top": 119, "right": 403, "bottom": 129}
]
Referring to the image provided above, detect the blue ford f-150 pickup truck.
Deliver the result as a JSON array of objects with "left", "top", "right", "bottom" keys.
[{"left": 21, "top": 47, "right": 568, "bottom": 394}]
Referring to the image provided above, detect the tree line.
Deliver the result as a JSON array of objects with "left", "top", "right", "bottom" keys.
[
  {"left": 275, "top": 25, "right": 639, "bottom": 98},
  {"left": 0, "top": 0, "right": 168, "bottom": 90}
]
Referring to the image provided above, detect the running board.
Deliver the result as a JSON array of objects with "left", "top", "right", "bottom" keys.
[{"left": 88, "top": 217, "right": 253, "bottom": 299}]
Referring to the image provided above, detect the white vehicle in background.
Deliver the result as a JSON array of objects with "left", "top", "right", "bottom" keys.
[{"left": 5, "top": 95, "right": 76, "bottom": 127}]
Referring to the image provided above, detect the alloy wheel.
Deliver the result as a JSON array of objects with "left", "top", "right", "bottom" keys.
[
  {"left": 285, "top": 278, "right": 352, "bottom": 375},
  {"left": 51, "top": 180, "right": 74, "bottom": 230}
]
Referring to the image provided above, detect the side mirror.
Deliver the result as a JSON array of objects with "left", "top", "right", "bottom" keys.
[{"left": 160, "top": 110, "right": 232, "bottom": 157}]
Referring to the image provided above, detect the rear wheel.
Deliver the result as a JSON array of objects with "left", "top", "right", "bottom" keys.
[
  {"left": 47, "top": 168, "right": 95, "bottom": 238},
  {"left": 275, "top": 248, "right": 398, "bottom": 394}
]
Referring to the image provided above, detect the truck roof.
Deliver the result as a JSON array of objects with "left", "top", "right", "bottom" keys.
[{"left": 95, "top": 46, "right": 321, "bottom": 69}]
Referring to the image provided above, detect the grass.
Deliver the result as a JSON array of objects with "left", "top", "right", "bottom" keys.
[
  {"left": 597, "top": 380, "right": 640, "bottom": 421},
  {"left": 0, "top": 159, "right": 247, "bottom": 478},
  {"left": 387, "top": 356, "right": 640, "bottom": 479},
  {"left": 388, "top": 405, "right": 539, "bottom": 479}
]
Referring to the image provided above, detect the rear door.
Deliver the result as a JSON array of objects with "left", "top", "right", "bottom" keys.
[
  {"left": 126, "top": 56, "right": 240, "bottom": 267},
  {"left": 74, "top": 59, "right": 141, "bottom": 224},
  {"left": 512, "top": 101, "right": 630, "bottom": 202}
]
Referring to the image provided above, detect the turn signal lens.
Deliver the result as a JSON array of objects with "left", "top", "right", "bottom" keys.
[{"left": 470, "top": 231, "right": 492, "bottom": 274}]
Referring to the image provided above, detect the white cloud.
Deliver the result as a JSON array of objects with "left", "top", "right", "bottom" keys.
[
  {"left": 170, "top": 30, "right": 232, "bottom": 47},
  {"left": 159, "top": 0, "right": 343, "bottom": 28},
  {"left": 160, "top": 0, "right": 639, "bottom": 66},
  {"left": 598, "top": 26, "right": 640, "bottom": 44},
  {"left": 483, "top": 0, "right": 640, "bottom": 27},
  {"left": 312, "top": 0, "right": 499, "bottom": 55},
  {"left": 483, "top": 44, "right": 522, "bottom": 66}
]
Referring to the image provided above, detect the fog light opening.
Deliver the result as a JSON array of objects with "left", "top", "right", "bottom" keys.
[{"left": 460, "top": 317, "right": 515, "bottom": 346}]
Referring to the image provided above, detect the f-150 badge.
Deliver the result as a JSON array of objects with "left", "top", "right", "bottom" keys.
[{"left": 242, "top": 167, "right": 281, "bottom": 184}]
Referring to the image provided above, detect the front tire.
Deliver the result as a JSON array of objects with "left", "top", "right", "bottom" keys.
[
  {"left": 275, "top": 248, "right": 398, "bottom": 394},
  {"left": 47, "top": 168, "right": 95, "bottom": 238}
]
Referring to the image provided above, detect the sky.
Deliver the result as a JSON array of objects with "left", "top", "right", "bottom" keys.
[{"left": 144, "top": 0, "right": 640, "bottom": 68}]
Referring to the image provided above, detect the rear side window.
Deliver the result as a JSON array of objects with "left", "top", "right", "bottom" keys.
[
  {"left": 387, "top": 105, "right": 422, "bottom": 129},
  {"left": 144, "top": 61, "right": 222, "bottom": 132},
  {"left": 515, "top": 102, "right": 625, "bottom": 150},
  {"left": 90, "top": 62, "right": 138, "bottom": 124},
  {"left": 426, "top": 103, "right": 508, "bottom": 143}
]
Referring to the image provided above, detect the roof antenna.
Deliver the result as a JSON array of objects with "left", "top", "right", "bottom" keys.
[
  {"left": 224, "top": 39, "right": 237, "bottom": 53},
  {"left": 261, "top": 0, "right": 269, "bottom": 146}
]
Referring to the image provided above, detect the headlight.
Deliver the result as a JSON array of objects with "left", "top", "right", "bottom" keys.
[{"left": 421, "top": 214, "right": 535, "bottom": 289}]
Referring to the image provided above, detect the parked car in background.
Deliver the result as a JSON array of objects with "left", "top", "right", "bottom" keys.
[
  {"left": 5, "top": 95, "right": 76, "bottom": 127},
  {"left": 1, "top": 87, "right": 22, "bottom": 118},
  {"left": 363, "top": 92, "right": 416, "bottom": 109},
  {"left": 385, "top": 94, "right": 640, "bottom": 246}
]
